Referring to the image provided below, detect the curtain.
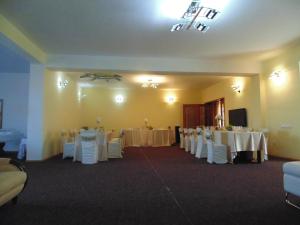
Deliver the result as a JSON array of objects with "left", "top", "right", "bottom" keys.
[{"left": 204, "top": 98, "right": 224, "bottom": 127}]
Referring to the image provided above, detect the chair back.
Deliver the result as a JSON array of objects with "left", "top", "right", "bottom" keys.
[
  {"left": 179, "top": 127, "right": 184, "bottom": 149},
  {"left": 195, "top": 128, "right": 207, "bottom": 159},
  {"left": 206, "top": 139, "right": 214, "bottom": 163},
  {"left": 183, "top": 128, "right": 189, "bottom": 152},
  {"left": 97, "top": 131, "right": 108, "bottom": 161},
  {"left": 80, "top": 132, "right": 98, "bottom": 164}
]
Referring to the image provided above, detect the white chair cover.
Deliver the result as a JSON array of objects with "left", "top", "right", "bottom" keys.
[
  {"left": 206, "top": 139, "right": 228, "bottom": 164},
  {"left": 260, "top": 128, "right": 269, "bottom": 161},
  {"left": 195, "top": 128, "right": 207, "bottom": 159},
  {"left": 107, "top": 130, "right": 123, "bottom": 158},
  {"left": 97, "top": 132, "right": 108, "bottom": 161},
  {"left": 80, "top": 132, "right": 98, "bottom": 164},
  {"left": 184, "top": 128, "right": 190, "bottom": 152},
  {"left": 189, "top": 128, "right": 196, "bottom": 155},
  {"left": 73, "top": 134, "right": 81, "bottom": 162},
  {"left": 61, "top": 130, "right": 75, "bottom": 159},
  {"left": 119, "top": 129, "right": 125, "bottom": 150},
  {"left": 179, "top": 128, "right": 184, "bottom": 149},
  {"left": 108, "top": 138, "right": 123, "bottom": 158}
]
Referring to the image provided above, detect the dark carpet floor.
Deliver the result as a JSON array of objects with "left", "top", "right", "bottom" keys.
[{"left": 1, "top": 146, "right": 300, "bottom": 225}]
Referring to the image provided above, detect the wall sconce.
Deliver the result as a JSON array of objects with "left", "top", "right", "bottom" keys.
[
  {"left": 231, "top": 84, "right": 241, "bottom": 93},
  {"left": 58, "top": 79, "right": 69, "bottom": 89},
  {"left": 269, "top": 70, "right": 285, "bottom": 85},
  {"left": 115, "top": 95, "right": 124, "bottom": 104},
  {"left": 166, "top": 95, "right": 176, "bottom": 104}
]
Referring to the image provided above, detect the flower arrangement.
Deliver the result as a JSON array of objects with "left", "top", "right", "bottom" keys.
[
  {"left": 197, "top": 129, "right": 202, "bottom": 135},
  {"left": 215, "top": 113, "right": 223, "bottom": 129},
  {"left": 144, "top": 118, "right": 149, "bottom": 125},
  {"left": 96, "top": 117, "right": 101, "bottom": 125},
  {"left": 226, "top": 125, "right": 233, "bottom": 131},
  {"left": 215, "top": 114, "right": 222, "bottom": 120},
  {"left": 205, "top": 130, "right": 212, "bottom": 140},
  {"left": 144, "top": 118, "right": 153, "bottom": 130}
]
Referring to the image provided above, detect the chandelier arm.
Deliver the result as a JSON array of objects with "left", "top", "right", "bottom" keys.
[{"left": 186, "top": 6, "right": 203, "bottom": 30}]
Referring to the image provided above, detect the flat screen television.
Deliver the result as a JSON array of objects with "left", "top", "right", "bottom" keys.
[{"left": 228, "top": 108, "right": 247, "bottom": 127}]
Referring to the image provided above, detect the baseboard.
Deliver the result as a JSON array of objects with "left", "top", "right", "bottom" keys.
[{"left": 268, "top": 155, "right": 300, "bottom": 161}]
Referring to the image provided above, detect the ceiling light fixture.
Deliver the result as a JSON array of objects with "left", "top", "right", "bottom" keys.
[
  {"left": 206, "top": 9, "right": 218, "bottom": 19},
  {"left": 195, "top": 22, "right": 209, "bottom": 32},
  {"left": 269, "top": 70, "right": 286, "bottom": 85},
  {"left": 80, "top": 73, "right": 122, "bottom": 82},
  {"left": 171, "top": 23, "right": 185, "bottom": 32},
  {"left": 166, "top": 95, "right": 176, "bottom": 104},
  {"left": 141, "top": 79, "right": 159, "bottom": 89},
  {"left": 231, "top": 84, "right": 241, "bottom": 93},
  {"left": 170, "top": 0, "right": 219, "bottom": 33},
  {"left": 57, "top": 79, "right": 68, "bottom": 89},
  {"left": 115, "top": 95, "right": 124, "bottom": 104}
]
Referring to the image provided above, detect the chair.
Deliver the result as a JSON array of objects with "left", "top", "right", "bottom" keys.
[
  {"left": 97, "top": 132, "right": 108, "bottom": 161},
  {"left": 107, "top": 130, "right": 123, "bottom": 159},
  {"left": 195, "top": 127, "right": 207, "bottom": 159},
  {"left": 80, "top": 132, "right": 98, "bottom": 164},
  {"left": 73, "top": 134, "right": 82, "bottom": 162},
  {"left": 283, "top": 161, "right": 300, "bottom": 210},
  {"left": 119, "top": 129, "right": 125, "bottom": 150},
  {"left": 61, "top": 130, "right": 75, "bottom": 159},
  {"left": 183, "top": 128, "right": 190, "bottom": 152},
  {"left": 189, "top": 128, "right": 196, "bottom": 155},
  {"left": 0, "top": 158, "right": 27, "bottom": 206},
  {"left": 206, "top": 130, "right": 227, "bottom": 164},
  {"left": 179, "top": 128, "right": 184, "bottom": 149}
]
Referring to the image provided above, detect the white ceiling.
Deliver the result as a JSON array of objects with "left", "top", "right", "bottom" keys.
[{"left": 1, "top": 0, "right": 300, "bottom": 58}]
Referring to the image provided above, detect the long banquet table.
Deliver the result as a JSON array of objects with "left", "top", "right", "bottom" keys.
[
  {"left": 124, "top": 128, "right": 174, "bottom": 147},
  {"left": 213, "top": 130, "right": 268, "bottom": 162}
]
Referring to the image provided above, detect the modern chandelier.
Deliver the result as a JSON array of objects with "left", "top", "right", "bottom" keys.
[
  {"left": 141, "top": 79, "right": 159, "bottom": 89},
  {"left": 170, "top": 0, "right": 220, "bottom": 32},
  {"left": 80, "top": 73, "right": 122, "bottom": 82}
]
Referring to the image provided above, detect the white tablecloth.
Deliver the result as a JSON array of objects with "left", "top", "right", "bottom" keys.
[
  {"left": 124, "top": 128, "right": 174, "bottom": 147},
  {"left": 0, "top": 129, "right": 24, "bottom": 152},
  {"left": 0, "top": 129, "right": 23, "bottom": 142},
  {"left": 213, "top": 130, "right": 268, "bottom": 162},
  {"left": 17, "top": 138, "right": 27, "bottom": 160}
]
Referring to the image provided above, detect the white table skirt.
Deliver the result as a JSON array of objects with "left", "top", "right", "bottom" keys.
[
  {"left": 213, "top": 130, "right": 268, "bottom": 162},
  {"left": 124, "top": 128, "right": 174, "bottom": 147}
]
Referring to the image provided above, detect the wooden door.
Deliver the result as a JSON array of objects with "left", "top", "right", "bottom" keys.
[{"left": 183, "top": 104, "right": 204, "bottom": 128}]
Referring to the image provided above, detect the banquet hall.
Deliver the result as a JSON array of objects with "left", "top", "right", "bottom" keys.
[{"left": 1, "top": 0, "right": 300, "bottom": 224}]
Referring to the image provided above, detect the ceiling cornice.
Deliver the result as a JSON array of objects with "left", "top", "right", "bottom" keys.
[
  {"left": 0, "top": 14, "right": 47, "bottom": 63},
  {"left": 46, "top": 54, "right": 261, "bottom": 75}
]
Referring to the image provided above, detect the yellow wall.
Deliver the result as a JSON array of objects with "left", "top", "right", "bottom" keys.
[
  {"left": 200, "top": 76, "right": 262, "bottom": 129},
  {"left": 261, "top": 41, "right": 300, "bottom": 159},
  {"left": 43, "top": 70, "right": 81, "bottom": 159},
  {"left": 80, "top": 87, "right": 202, "bottom": 131}
]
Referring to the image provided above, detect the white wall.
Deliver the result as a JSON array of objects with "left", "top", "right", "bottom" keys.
[
  {"left": 26, "top": 64, "right": 45, "bottom": 160},
  {"left": 0, "top": 73, "right": 29, "bottom": 135}
]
